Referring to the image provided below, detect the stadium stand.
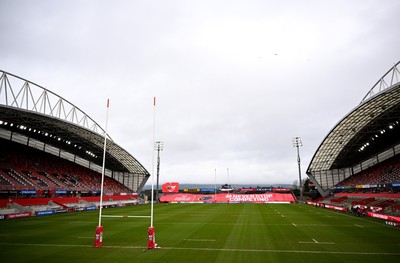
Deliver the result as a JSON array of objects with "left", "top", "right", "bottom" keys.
[
  {"left": 0, "top": 139, "right": 132, "bottom": 196},
  {"left": 307, "top": 61, "right": 400, "bottom": 199},
  {"left": 335, "top": 154, "right": 400, "bottom": 190},
  {"left": 305, "top": 61, "right": 400, "bottom": 223},
  {"left": 0, "top": 69, "right": 152, "bottom": 217},
  {"left": 0, "top": 69, "right": 150, "bottom": 197}
]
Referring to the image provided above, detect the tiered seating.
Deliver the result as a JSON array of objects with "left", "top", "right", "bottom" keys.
[
  {"left": 0, "top": 172, "right": 13, "bottom": 187},
  {"left": 390, "top": 204, "right": 400, "bottom": 216},
  {"left": 0, "top": 140, "right": 133, "bottom": 196},
  {"left": 336, "top": 155, "right": 400, "bottom": 187},
  {"left": 372, "top": 199, "right": 394, "bottom": 210},
  {"left": 351, "top": 197, "right": 375, "bottom": 206},
  {"left": 316, "top": 156, "right": 400, "bottom": 217},
  {"left": 329, "top": 192, "right": 400, "bottom": 216},
  {"left": 331, "top": 196, "right": 348, "bottom": 204},
  {"left": 0, "top": 168, "right": 33, "bottom": 190}
]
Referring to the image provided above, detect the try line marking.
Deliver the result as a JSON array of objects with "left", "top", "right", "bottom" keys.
[
  {"left": 0, "top": 242, "right": 399, "bottom": 255},
  {"left": 184, "top": 239, "right": 216, "bottom": 242},
  {"left": 299, "top": 238, "right": 335, "bottom": 245}
]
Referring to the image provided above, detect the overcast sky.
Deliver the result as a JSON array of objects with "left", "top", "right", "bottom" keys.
[{"left": 1, "top": 0, "right": 400, "bottom": 186}]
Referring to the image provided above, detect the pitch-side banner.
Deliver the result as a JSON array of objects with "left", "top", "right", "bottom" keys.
[
  {"left": 162, "top": 182, "right": 179, "bottom": 193},
  {"left": 366, "top": 211, "right": 400, "bottom": 223},
  {"left": 160, "top": 193, "right": 296, "bottom": 203}
]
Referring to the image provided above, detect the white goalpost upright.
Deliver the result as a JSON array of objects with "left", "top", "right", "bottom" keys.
[
  {"left": 147, "top": 96, "right": 157, "bottom": 249},
  {"left": 151, "top": 97, "right": 156, "bottom": 227},
  {"left": 94, "top": 99, "right": 110, "bottom": 248}
]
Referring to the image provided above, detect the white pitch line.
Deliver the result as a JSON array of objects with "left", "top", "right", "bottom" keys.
[
  {"left": 281, "top": 215, "right": 285, "bottom": 217},
  {"left": 299, "top": 239, "right": 335, "bottom": 245},
  {"left": 354, "top": 224, "right": 364, "bottom": 228},
  {"left": 292, "top": 223, "right": 297, "bottom": 227},
  {"left": 68, "top": 221, "right": 95, "bottom": 224},
  {"left": 0, "top": 243, "right": 92, "bottom": 248},
  {"left": 1, "top": 243, "right": 397, "bottom": 255}
]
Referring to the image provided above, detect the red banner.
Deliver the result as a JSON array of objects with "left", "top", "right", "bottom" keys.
[
  {"left": 5, "top": 212, "right": 31, "bottom": 219},
  {"left": 162, "top": 182, "right": 179, "bottom": 193},
  {"left": 307, "top": 202, "right": 400, "bottom": 224},
  {"left": 160, "top": 193, "right": 296, "bottom": 203},
  {"left": 366, "top": 211, "right": 400, "bottom": 223}
]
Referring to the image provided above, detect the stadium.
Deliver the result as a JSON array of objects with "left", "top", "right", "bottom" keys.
[{"left": 1, "top": 62, "right": 400, "bottom": 262}]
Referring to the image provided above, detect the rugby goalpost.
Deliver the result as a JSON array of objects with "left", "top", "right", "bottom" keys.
[{"left": 94, "top": 98, "right": 157, "bottom": 249}]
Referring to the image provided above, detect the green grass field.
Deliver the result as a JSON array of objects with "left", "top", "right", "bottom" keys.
[{"left": 0, "top": 203, "right": 399, "bottom": 263}]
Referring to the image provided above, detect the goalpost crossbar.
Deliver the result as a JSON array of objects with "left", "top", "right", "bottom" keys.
[{"left": 101, "top": 215, "right": 151, "bottom": 218}]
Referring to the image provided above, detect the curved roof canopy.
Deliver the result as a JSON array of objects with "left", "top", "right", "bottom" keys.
[
  {"left": 0, "top": 70, "right": 150, "bottom": 191},
  {"left": 307, "top": 61, "right": 400, "bottom": 195}
]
